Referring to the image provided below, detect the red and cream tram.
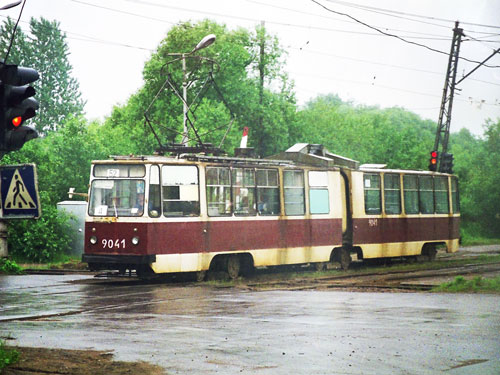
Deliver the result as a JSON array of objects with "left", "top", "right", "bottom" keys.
[{"left": 83, "top": 144, "right": 460, "bottom": 278}]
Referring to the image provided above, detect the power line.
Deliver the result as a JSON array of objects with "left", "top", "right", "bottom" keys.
[
  {"left": 246, "top": 0, "right": 453, "bottom": 40},
  {"left": 0, "top": 14, "right": 156, "bottom": 52},
  {"left": 72, "top": 0, "right": 449, "bottom": 41},
  {"left": 291, "top": 70, "right": 499, "bottom": 106},
  {"left": 311, "top": 0, "right": 500, "bottom": 68},
  {"left": 291, "top": 46, "right": 500, "bottom": 87},
  {"left": 69, "top": 0, "right": 176, "bottom": 25},
  {"left": 2, "top": 0, "right": 26, "bottom": 63},
  {"left": 322, "top": 0, "right": 500, "bottom": 30},
  {"left": 2, "top": 5, "right": 498, "bottom": 89}
]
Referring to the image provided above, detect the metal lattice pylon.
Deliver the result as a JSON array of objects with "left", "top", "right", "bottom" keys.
[{"left": 433, "top": 21, "right": 463, "bottom": 172}]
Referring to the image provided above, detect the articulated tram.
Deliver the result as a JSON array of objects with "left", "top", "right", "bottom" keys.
[{"left": 82, "top": 144, "right": 460, "bottom": 279}]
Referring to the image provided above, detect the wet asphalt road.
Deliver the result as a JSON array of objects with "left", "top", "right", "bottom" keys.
[{"left": 1, "top": 274, "right": 499, "bottom": 375}]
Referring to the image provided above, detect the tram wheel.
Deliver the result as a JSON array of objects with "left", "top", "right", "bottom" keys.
[
  {"left": 136, "top": 265, "right": 155, "bottom": 280},
  {"left": 339, "top": 249, "right": 352, "bottom": 270},
  {"left": 425, "top": 244, "right": 437, "bottom": 261},
  {"left": 227, "top": 255, "right": 240, "bottom": 279},
  {"left": 314, "top": 262, "right": 326, "bottom": 272},
  {"left": 196, "top": 271, "right": 207, "bottom": 282}
]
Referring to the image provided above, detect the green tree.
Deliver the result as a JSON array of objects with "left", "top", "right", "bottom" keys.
[
  {"left": 295, "top": 95, "right": 435, "bottom": 169},
  {"left": 102, "top": 20, "right": 296, "bottom": 157},
  {"left": 453, "top": 119, "right": 500, "bottom": 237},
  {"left": 0, "top": 17, "right": 84, "bottom": 134}
]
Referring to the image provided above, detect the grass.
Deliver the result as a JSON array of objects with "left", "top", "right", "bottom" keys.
[
  {"left": 0, "top": 340, "right": 19, "bottom": 371},
  {"left": 459, "top": 226, "right": 500, "bottom": 247},
  {"left": 0, "top": 258, "right": 24, "bottom": 275},
  {"left": 432, "top": 275, "right": 500, "bottom": 293},
  {"left": 461, "top": 236, "right": 500, "bottom": 247},
  {"left": 17, "top": 255, "right": 85, "bottom": 271}
]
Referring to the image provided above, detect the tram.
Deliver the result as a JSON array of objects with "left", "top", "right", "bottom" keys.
[{"left": 82, "top": 143, "right": 460, "bottom": 279}]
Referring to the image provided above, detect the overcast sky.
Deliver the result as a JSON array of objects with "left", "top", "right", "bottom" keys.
[{"left": 2, "top": 0, "right": 500, "bottom": 136}]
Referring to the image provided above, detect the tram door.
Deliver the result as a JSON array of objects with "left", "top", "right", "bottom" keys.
[{"left": 340, "top": 169, "right": 353, "bottom": 246}]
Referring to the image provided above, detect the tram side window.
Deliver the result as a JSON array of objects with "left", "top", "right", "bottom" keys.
[
  {"left": 284, "top": 170, "right": 305, "bottom": 215},
  {"left": 403, "top": 175, "right": 419, "bottom": 214},
  {"left": 434, "top": 176, "right": 449, "bottom": 214},
  {"left": 232, "top": 168, "right": 256, "bottom": 216},
  {"left": 206, "top": 167, "right": 231, "bottom": 216},
  {"left": 383, "top": 174, "right": 401, "bottom": 214},
  {"left": 148, "top": 165, "right": 161, "bottom": 217},
  {"left": 309, "top": 171, "right": 329, "bottom": 214},
  {"left": 451, "top": 177, "right": 460, "bottom": 213},
  {"left": 364, "top": 174, "right": 381, "bottom": 215},
  {"left": 256, "top": 169, "right": 280, "bottom": 215},
  {"left": 419, "top": 175, "right": 434, "bottom": 214},
  {"left": 161, "top": 165, "right": 200, "bottom": 217}
]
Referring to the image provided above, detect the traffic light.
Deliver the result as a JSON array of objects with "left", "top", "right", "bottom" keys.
[
  {"left": 429, "top": 150, "right": 438, "bottom": 172},
  {"left": 0, "top": 62, "right": 39, "bottom": 152},
  {"left": 441, "top": 152, "right": 454, "bottom": 174}
]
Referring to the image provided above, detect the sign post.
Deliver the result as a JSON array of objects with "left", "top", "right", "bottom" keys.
[
  {"left": 0, "top": 164, "right": 40, "bottom": 219},
  {"left": 0, "top": 163, "right": 41, "bottom": 219},
  {"left": 0, "top": 164, "right": 41, "bottom": 257}
]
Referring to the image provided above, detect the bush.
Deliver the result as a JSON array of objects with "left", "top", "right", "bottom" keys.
[
  {"left": 0, "top": 258, "right": 23, "bottom": 274},
  {"left": 0, "top": 340, "right": 19, "bottom": 370},
  {"left": 7, "top": 192, "right": 73, "bottom": 263}
]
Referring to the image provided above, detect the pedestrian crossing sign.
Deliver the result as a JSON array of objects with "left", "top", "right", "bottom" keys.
[{"left": 0, "top": 164, "right": 41, "bottom": 219}]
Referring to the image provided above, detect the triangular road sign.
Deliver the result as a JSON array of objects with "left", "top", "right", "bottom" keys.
[{"left": 4, "top": 169, "right": 37, "bottom": 209}]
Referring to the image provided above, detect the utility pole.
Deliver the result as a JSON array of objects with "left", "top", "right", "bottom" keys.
[
  {"left": 430, "top": 22, "right": 500, "bottom": 174},
  {"left": 257, "top": 21, "right": 265, "bottom": 153},
  {"left": 432, "top": 21, "right": 462, "bottom": 173}
]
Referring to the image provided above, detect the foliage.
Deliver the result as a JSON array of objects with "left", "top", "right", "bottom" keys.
[
  {"left": 432, "top": 275, "right": 500, "bottom": 293},
  {"left": 6, "top": 192, "right": 73, "bottom": 263},
  {"left": 450, "top": 119, "right": 500, "bottom": 237},
  {"left": 1, "top": 17, "right": 500, "bottom": 264},
  {"left": 102, "top": 20, "right": 296, "bottom": 157},
  {"left": 294, "top": 94, "right": 436, "bottom": 169},
  {"left": 0, "top": 258, "right": 23, "bottom": 274},
  {"left": 3, "top": 116, "right": 102, "bottom": 206},
  {"left": 0, "top": 341, "right": 19, "bottom": 370},
  {"left": 0, "top": 17, "right": 84, "bottom": 134}
]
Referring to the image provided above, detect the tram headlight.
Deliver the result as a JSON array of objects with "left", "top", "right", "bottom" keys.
[
  {"left": 132, "top": 236, "right": 140, "bottom": 245},
  {"left": 89, "top": 236, "right": 98, "bottom": 245}
]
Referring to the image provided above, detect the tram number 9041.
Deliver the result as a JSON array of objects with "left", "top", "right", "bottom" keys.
[{"left": 102, "top": 239, "right": 126, "bottom": 249}]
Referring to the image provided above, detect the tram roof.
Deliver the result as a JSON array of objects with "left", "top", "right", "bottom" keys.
[{"left": 95, "top": 144, "right": 453, "bottom": 176}]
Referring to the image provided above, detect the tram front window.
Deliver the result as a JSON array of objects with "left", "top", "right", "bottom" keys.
[{"left": 89, "top": 179, "right": 145, "bottom": 217}]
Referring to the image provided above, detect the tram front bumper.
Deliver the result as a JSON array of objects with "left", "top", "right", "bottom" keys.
[{"left": 82, "top": 254, "right": 156, "bottom": 270}]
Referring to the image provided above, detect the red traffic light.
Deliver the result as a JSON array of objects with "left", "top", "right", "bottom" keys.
[
  {"left": 12, "top": 116, "right": 22, "bottom": 127},
  {"left": 429, "top": 150, "right": 438, "bottom": 171}
]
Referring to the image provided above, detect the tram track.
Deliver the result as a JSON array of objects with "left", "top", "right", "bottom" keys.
[
  {"left": 2, "top": 258, "right": 499, "bottom": 323},
  {"left": 242, "top": 261, "right": 500, "bottom": 292}
]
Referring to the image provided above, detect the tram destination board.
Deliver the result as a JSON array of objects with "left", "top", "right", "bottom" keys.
[{"left": 0, "top": 164, "right": 41, "bottom": 219}]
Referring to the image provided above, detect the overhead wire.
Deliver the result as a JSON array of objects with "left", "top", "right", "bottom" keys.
[
  {"left": 290, "top": 46, "right": 500, "bottom": 87},
  {"left": 0, "top": 14, "right": 156, "bottom": 52},
  {"left": 245, "top": 0, "right": 453, "bottom": 40},
  {"left": 3, "top": 10, "right": 497, "bottom": 91},
  {"left": 70, "top": 0, "right": 450, "bottom": 41},
  {"left": 321, "top": 0, "right": 500, "bottom": 30},
  {"left": 310, "top": 0, "right": 500, "bottom": 68},
  {"left": 290, "top": 70, "right": 499, "bottom": 107},
  {"left": 1, "top": 0, "right": 497, "bottom": 117}
]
